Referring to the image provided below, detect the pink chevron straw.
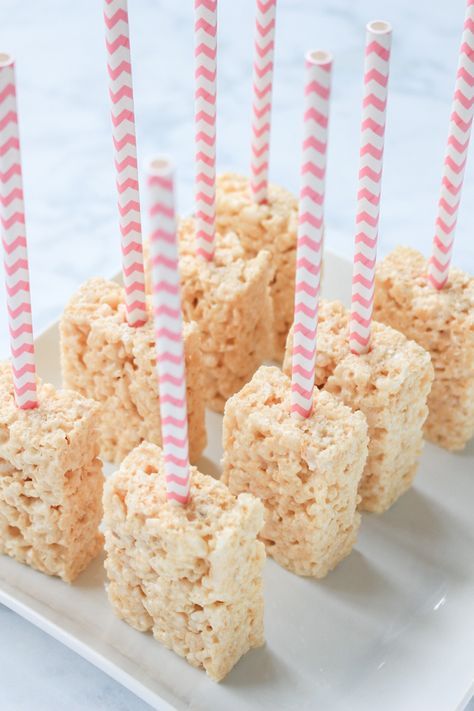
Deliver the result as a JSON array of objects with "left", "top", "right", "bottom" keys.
[
  {"left": 429, "top": 0, "right": 474, "bottom": 289},
  {"left": 104, "top": 0, "right": 147, "bottom": 327},
  {"left": 349, "top": 20, "right": 392, "bottom": 355},
  {"left": 250, "top": 0, "right": 277, "bottom": 203},
  {"left": 0, "top": 54, "right": 37, "bottom": 410},
  {"left": 147, "top": 156, "right": 190, "bottom": 505},
  {"left": 194, "top": 0, "right": 217, "bottom": 260},
  {"left": 291, "top": 51, "right": 332, "bottom": 420}
]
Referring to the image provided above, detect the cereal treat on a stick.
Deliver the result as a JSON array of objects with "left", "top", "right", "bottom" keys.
[
  {"left": 0, "top": 363, "right": 103, "bottom": 582},
  {"left": 222, "top": 366, "right": 368, "bottom": 577},
  {"left": 283, "top": 300, "right": 434, "bottom": 512},
  {"left": 60, "top": 278, "right": 206, "bottom": 464},
  {"left": 103, "top": 442, "right": 265, "bottom": 681},
  {"left": 374, "top": 246, "right": 474, "bottom": 451}
]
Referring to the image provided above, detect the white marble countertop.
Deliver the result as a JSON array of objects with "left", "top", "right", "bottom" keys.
[{"left": 0, "top": 0, "right": 472, "bottom": 708}]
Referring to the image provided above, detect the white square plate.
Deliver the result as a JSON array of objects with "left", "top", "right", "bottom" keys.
[{"left": 0, "top": 251, "right": 473, "bottom": 711}]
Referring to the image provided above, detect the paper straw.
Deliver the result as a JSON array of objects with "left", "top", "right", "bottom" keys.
[
  {"left": 104, "top": 0, "right": 146, "bottom": 327},
  {"left": 147, "top": 156, "right": 190, "bottom": 505},
  {"left": 349, "top": 20, "right": 392, "bottom": 355},
  {"left": 194, "top": 0, "right": 217, "bottom": 261},
  {"left": 250, "top": 0, "right": 277, "bottom": 203},
  {"left": 291, "top": 51, "right": 332, "bottom": 420},
  {"left": 429, "top": 0, "right": 474, "bottom": 289},
  {"left": 0, "top": 54, "right": 37, "bottom": 410}
]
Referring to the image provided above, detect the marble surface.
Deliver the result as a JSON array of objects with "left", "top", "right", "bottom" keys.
[{"left": 0, "top": 0, "right": 472, "bottom": 708}]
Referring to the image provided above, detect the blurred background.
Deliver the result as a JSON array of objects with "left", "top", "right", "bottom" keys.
[{"left": 0, "top": 0, "right": 473, "bottom": 708}]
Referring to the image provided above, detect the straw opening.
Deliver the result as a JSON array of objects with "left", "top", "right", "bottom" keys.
[
  {"left": 306, "top": 49, "right": 333, "bottom": 66},
  {"left": 0, "top": 52, "right": 14, "bottom": 67},
  {"left": 367, "top": 20, "right": 392, "bottom": 34},
  {"left": 148, "top": 155, "right": 173, "bottom": 177}
]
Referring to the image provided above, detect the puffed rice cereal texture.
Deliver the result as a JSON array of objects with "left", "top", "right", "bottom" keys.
[
  {"left": 60, "top": 277, "right": 206, "bottom": 464},
  {"left": 374, "top": 246, "right": 474, "bottom": 451},
  {"left": 144, "top": 217, "right": 274, "bottom": 412},
  {"left": 216, "top": 172, "right": 298, "bottom": 361},
  {"left": 222, "top": 366, "right": 368, "bottom": 577},
  {"left": 283, "top": 299, "right": 434, "bottom": 512},
  {"left": 0, "top": 362, "right": 103, "bottom": 582},
  {"left": 103, "top": 441, "right": 265, "bottom": 681}
]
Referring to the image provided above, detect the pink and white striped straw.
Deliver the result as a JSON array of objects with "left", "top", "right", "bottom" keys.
[
  {"left": 194, "top": 0, "right": 217, "bottom": 261},
  {"left": 104, "top": 0, "right": 147, "bottom": 327},
  {"left": 349, "top": 20, "right": 392, "bottom": 355},
  {"left": 0, "top": 54, "right": 37, "bottom": 410},
  {"left": 147, "top": 156, "right": 190, "bottom": 506},
  {"left": 429, "top": 0, "right": 474, "bottom": 289},
  {"left": 291, "top": 51, "right": 332, "bottom": 420},
  {"left": 250, "top": 0, "right": 277, "bottom": 203}
]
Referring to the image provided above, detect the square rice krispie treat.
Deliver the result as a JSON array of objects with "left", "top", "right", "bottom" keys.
[
  {"left": 216, "top": 172, "right": 299, "bottom": 361},
  {"left": 374, "top": 246, "right": 474, "bottom": 450},
  {"left": 0, "top": 362, "right": 103, "bottom": 582},
  {"left": 144, "top": 217, "right": 274, "bottom": 413},
  {"left": 222, "top": 366, "right": 368, "bottom": 578},
  {"left": 283, "top": 300, "right": 434, "bottom": 512},
  {"left": 103, "top": 441, "right": 265, "bottom": 682},
  {"left": 60, "top": 277, "right": 206, "bottom": 465}
]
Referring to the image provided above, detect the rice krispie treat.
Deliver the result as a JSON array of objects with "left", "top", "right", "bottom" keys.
[
  {"left": 283, "top": 300, "right": 434, "bottom": 512},
  {"left": 0, "top": 362, "right": 103, "bottom": 582},
  {"left": 374, "top": 246, "right": 474, "bottom": 450},
  {"left": 216, "top": 172, "right": 299, "bottom": 361},
  {"left": 222, "top": 366, "right": 368, "bottom": 577},
  {"left": 103, "top": 441, "right": 265, "bottom": 681},
  {"left": 144, "top": 218, "right": 274, "bottom": 413},
  {"left": 60, "top": 277, "right": 206, "bottom": 464}
]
